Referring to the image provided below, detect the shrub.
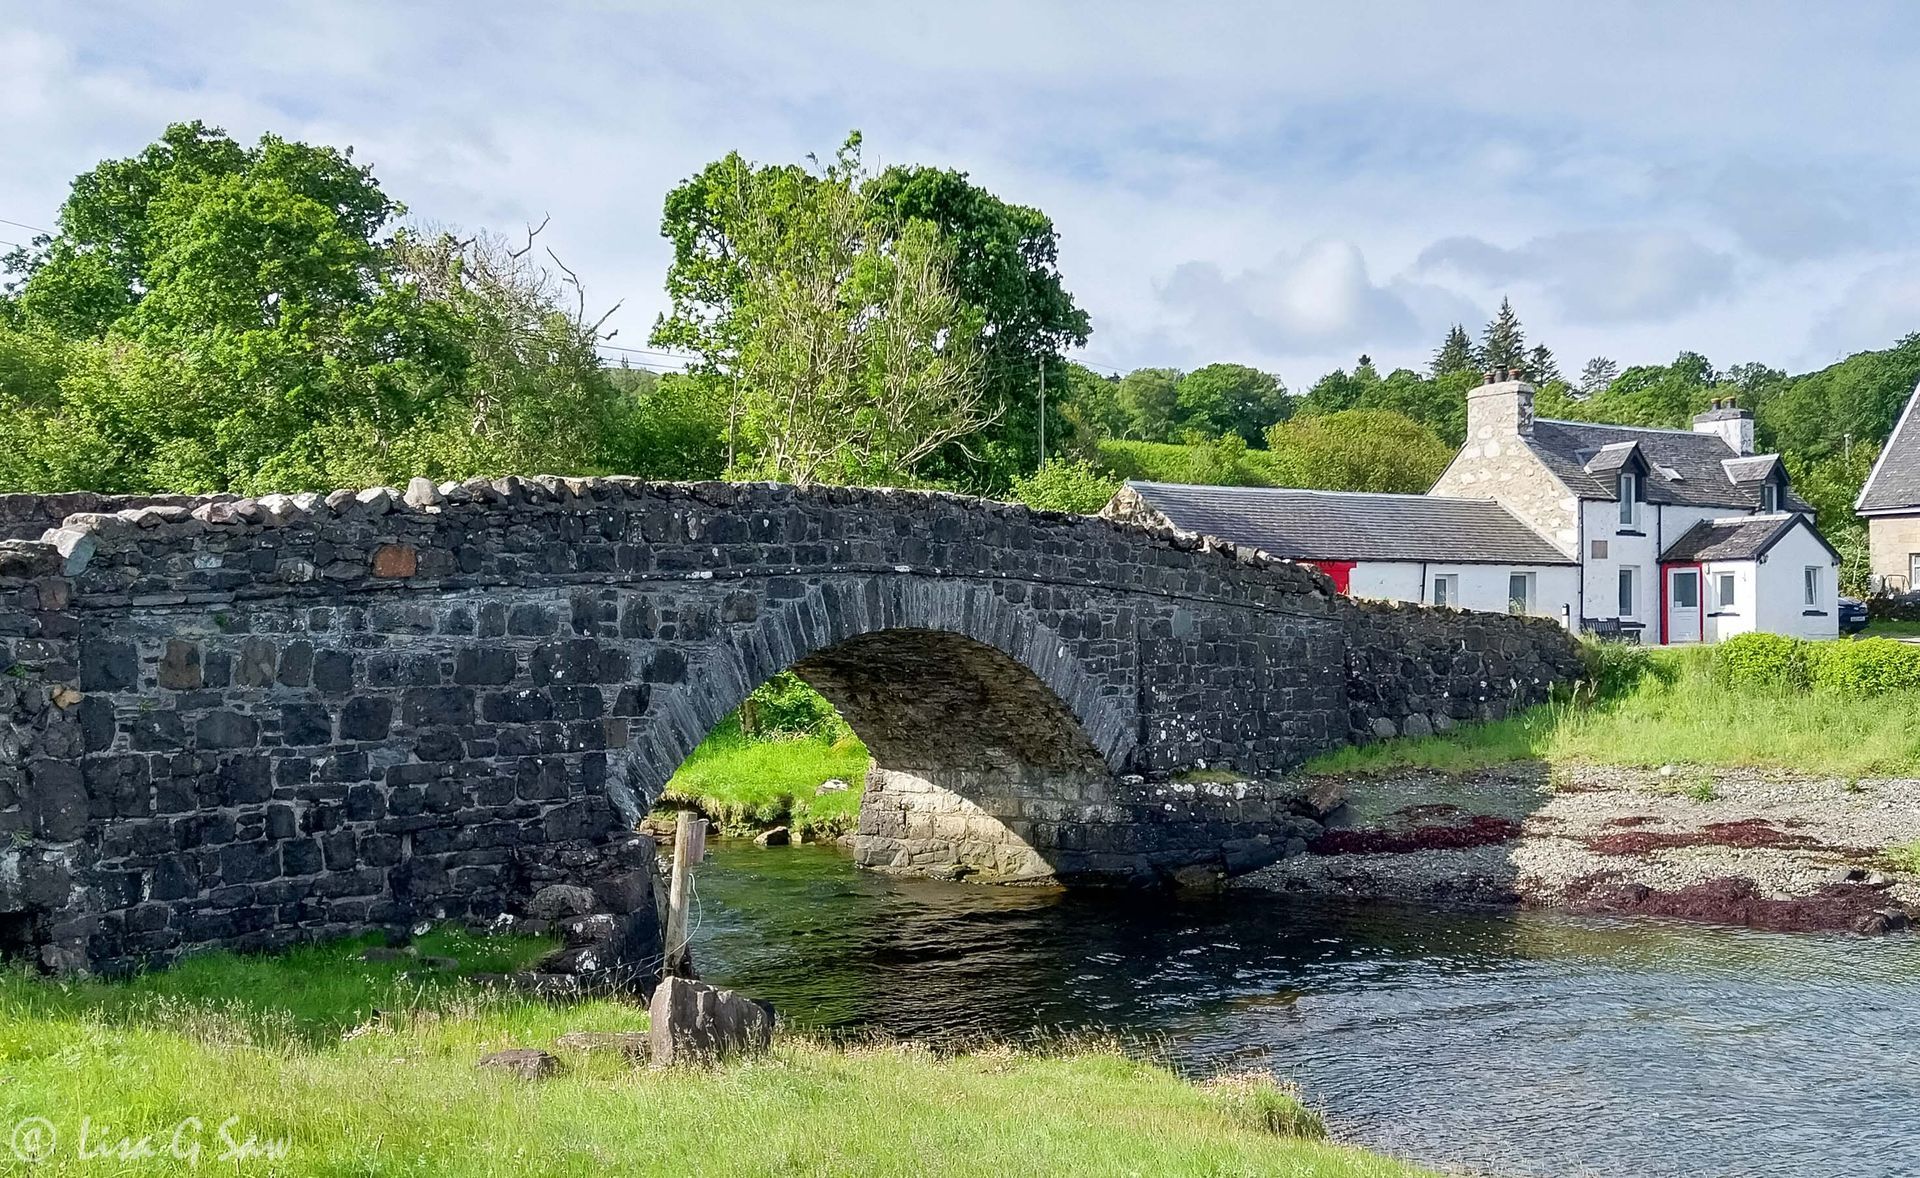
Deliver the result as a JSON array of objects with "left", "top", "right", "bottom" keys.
[
  {"left": 738, "top": 671, "right": 849, "bottom": 740},
  {"left": 1806, "top": 637, "right": 1920, "bottom": 696},
  {"left": 1009, "top": 457, "right": 1121, "bottom": 514},
  {"left": 1579, "top": 637, "right": 1665, "bottom": 700},
  {"left": 1713, "top": 632, "right": 1811, "bottom": 691}
]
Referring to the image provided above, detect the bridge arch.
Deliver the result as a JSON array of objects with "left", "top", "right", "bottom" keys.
[{"left": 630, "top": 578, "right": 1130, "bottom": 881}]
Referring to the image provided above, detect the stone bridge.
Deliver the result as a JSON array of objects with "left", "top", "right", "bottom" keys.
[{"left": 0, "top": 479, "right": 1583, "bottom": 974}]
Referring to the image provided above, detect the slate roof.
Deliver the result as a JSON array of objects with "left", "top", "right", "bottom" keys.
[
  {"left": 1122, "top": 482, "right": 1574, "bottom": 565},
  {"left": 1857, "top": 380, "right": 1920, "bottom": 514},
  {"left": 1660, "top": 514, "right": 1839, "bottom": 563},
  {"left": 1525, "top": 418, "right": 1809, "bottom": 512}
]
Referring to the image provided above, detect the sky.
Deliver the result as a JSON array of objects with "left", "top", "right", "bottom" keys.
[{"left": 5, "top": 1, "right": 1920, "bottom": 388}]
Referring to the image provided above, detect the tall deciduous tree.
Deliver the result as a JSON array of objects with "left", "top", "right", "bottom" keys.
[
  {"left": 1263, "top": 409, "right": 1452, "bottom": 494},
  {"left": 1173, "top": 362, "right": 1289, "bottom": 444},
  {"left": 654, "top": 133, "right": 1085, "bottom": 490},
  {"left": 1116, "top": 367, "right": 1182, "bottom": 440},
  {"left": 652, "top": 136, "right": 988, "bottom": 486}
]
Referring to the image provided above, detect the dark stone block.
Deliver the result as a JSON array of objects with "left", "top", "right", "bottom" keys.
[
  {"left": 454, "top": 648, "right": 518, "bottom": 685},
  {"left": 27, "top": 759, "right": 87, "bottom": 840},
  {"left": 312, "top": 649, "right": 356, "bottom": 694},
  {"left": 195, "top": 711, "right": 260, "bottom": 749},
  {"left": 277, "top": 641, "right": 314, "bottom": 687},
  {"left": 281, "top": 702, "right": 333, "bottom": 747},
  {"left": 80, "top": 640, "right": 137, "bottom": 691},
  {"left": 339, "top": 696, "right": 394, "bottom": 741},
  {"left": 219, "top": 841, "right": 281, "bottom": 884},
  {"left": 403, "top": 687, "right": 473, "bottom": 728}
]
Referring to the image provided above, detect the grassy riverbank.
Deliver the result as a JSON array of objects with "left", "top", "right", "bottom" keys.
[
  {"left": 660, "top": 717, "right": 869, "bottom": 836},
  {"left": 1308, "top": 644, "right": 1920, "bottom": 778},
  {"left": 0, "top": 935, "right": 1421, "bottom": 1177}
]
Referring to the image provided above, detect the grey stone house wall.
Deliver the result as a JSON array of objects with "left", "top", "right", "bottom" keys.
[{"left": 1, "top": 478, "right": 1582, "bottom": 975}]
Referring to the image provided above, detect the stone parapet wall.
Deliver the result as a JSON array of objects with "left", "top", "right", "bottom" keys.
[
  {"left": 0, "top": 492, "right": 234, "bottom": 543},
  {"left": 0, "top": 476, "right": 1582, "bottom": 974}
]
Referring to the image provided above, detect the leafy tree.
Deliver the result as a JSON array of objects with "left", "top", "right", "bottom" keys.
[
  {"left": 653, "top": 136, "right": 988, "bottom": 486},
  {"left": 654, "top": 133, "right": 1087, "bottom": 490},
  {"left": 1116, "top": 367, "right": 1182, "bottom": 441},
  {"left": 1577, "top": 356, "right": 1619, "bottom": 396},
  {"left": 1263, "top": 409, "right": 1452, "bottom": 494},
  {"left": 1344, "top": 366, "right": 1471, "bottom": 447},
  {"left": 1430, "top": 324, "right": 1476, "bottom": 377},
  {"left": 1007, "top": 456, "right": 1120, "bottom": 514},
  {"left": 0, "top": 122, "right": 637, "bottom": 494},
  {"left": 1173, "top": 362, "right": 1288, "bottom": 444},
  {"left": 864, "top": 165, "right": 1090, "bottom": 488},
  {"left": 1477, "top": 296, "right": 1525, "bottom": 371},
  {"left": 1296, "top": 363, "right": 1377, "bottom": 418},
  {"left": 1055, "top": 363, "right": 1130, "bottom": 444}
]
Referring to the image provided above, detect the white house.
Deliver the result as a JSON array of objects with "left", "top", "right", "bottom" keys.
[
  {"left": 1100, "top": 372, "right": 1840, "bottom": 643},
  {"left": 1432, "top": 374, "right": 1837, "bottom": 642},
  {"left": 1855, "top": 378, "right": 1920, "bottom": 593},
  {"left": 1102, "top": 483, "right": 1581, "bottom": 624}
]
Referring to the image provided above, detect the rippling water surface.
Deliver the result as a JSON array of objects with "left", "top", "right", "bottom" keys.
[{"left": 687, "top": 842, "right": 1920, "bottom": 1178}]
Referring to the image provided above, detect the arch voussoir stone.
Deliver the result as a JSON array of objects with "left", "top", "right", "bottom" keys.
[{"left": 0, "top": 479, "right": 1584, "bottom": 974}]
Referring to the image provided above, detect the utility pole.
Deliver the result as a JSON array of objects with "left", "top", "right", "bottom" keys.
[{"left": 1037, "top": 360, "right": 1047, "bottom": 472}]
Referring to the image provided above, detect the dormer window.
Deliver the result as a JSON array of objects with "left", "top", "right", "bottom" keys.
[
  {"left": 1618, "top": 471, "right": 1641, "bottom": 527},
  {"left": 1761, "top": 482, "right": 1780, "bottom": 512}
]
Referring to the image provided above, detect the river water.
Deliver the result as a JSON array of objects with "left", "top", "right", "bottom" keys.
[{"left": 687, "top": 842, "right": 1920, "bottom": 1178}]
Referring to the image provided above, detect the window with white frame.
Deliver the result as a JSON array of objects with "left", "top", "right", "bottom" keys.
[
  {"left": 1910, "top": 553, "right": 1919, "bottom": 590},
  {"left": 1761, "top": 482, "right": 1780, "bottom": 512},
  {"left": 1431, "top": 574, "right": 1460, "bottom": 607},
  {"left": 1804, "top": 565, "right": 1822, "bottom": 607},
  {"left": 1507, "top": 572, "right": 1534, "bottom": 615},
  {"left": 1618, "top": 566, "right": 1637, "bottom": 617},
  {"left": 1716, "top": 573, "right": 1736, "bottom": 609},
  {"left": 1618, "top": 472, "right": 1640, "bottom": 527}
]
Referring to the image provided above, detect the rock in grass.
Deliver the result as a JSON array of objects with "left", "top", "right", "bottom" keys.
[
  {"left": 554, "top": 1031, "right": 651, "bottom": 1062},
  {"left": 754, "top": 826, "right": 791, "bottom": 848},
  {"left": 815, "top": 778, "right": 851, "bottom": 795},
  {"left": 360, "top": 946, "right": 412, "bottom": 963},
  {"left": 477, "top": 1048, "right": 565, "bottom": 1079},
  {"left": 648, "top": 977, "right": 773, "bottom": 1066}
]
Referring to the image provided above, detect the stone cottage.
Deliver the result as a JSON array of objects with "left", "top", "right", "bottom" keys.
[{"left": 1855, "top": 378, "right": 1920, "bottom": 593}]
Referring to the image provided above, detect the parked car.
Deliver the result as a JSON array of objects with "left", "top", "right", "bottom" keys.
[{"left": 1838, "top": 596, "right": 1870, "bottom": 634}]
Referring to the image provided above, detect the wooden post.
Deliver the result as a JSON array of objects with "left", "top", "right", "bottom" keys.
[{"left": 663, "top": 810, "right": 705, "bottom": 978}]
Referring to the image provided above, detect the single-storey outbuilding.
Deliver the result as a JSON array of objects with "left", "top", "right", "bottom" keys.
[
  {"left": 1656, "top": 512, "right": 1841, "bottom": 643},
  {"left": 1103, "top": 481, "right": 1581, "bottom": 624}
]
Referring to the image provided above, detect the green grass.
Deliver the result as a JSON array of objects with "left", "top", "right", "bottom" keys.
[
  {"left": 661, "top": 718, "right": 870, "bottom": 836},
  {"left": 1886, "top": 840, "right": 1920, "bottom": 874},
  {"left": 1306, "top": 648, "right": 1920, "bottom": 778},
  {"left": 1862, "top": 619, "right": 1920, "bottom": 638},
  {"left": 0, "top": 937, "right": 1422, "bottom": 1177}
]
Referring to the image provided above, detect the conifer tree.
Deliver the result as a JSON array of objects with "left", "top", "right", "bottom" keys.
[
  {"left": 1477, "top": 297, "right": 1526, "bottom": 371},
  {"left": 1430, "top": 324, "right": 1475, "bottom": 377},
  {"left": 1527, "top": 344, "right": 1560, "bottom": 385}
]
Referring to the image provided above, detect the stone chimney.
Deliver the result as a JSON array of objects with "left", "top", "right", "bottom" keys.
[
  {"left": 1692, "top": 396, "right": 1754, "bottom": 456},
  {"left": 1465, "top": 367, "right": 1536, "bottom": 441}
]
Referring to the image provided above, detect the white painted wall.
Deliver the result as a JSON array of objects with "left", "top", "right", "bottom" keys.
[
  {"left": 1752, "top": 524, "right": 1840, "bottom": 640},
  {"left": 1701, "top": 561, "right": 1758, "bottom": 643},
  {"left": 1344, "top": 560, "right": 1578, "bottom": 626},
  {"left": 1576, "top": 500, "right": 1751, "bottom": 632}
]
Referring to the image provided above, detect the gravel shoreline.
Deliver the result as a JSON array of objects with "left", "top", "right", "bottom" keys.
[{"left": 1237, "top": 764, "right": 1920, "bottom": 932}]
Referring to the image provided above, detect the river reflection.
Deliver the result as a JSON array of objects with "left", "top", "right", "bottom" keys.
[{"left": 688, "top": 842, "right": 1920, "bottom": 1178}]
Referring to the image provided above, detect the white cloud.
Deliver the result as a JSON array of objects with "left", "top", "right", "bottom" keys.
[
  {"left": 1157, "top": 240, "right": 1454, "bottom": 357},
  {"left": 1416, "top": 230, "right": 1738, "bottom": 323}
]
